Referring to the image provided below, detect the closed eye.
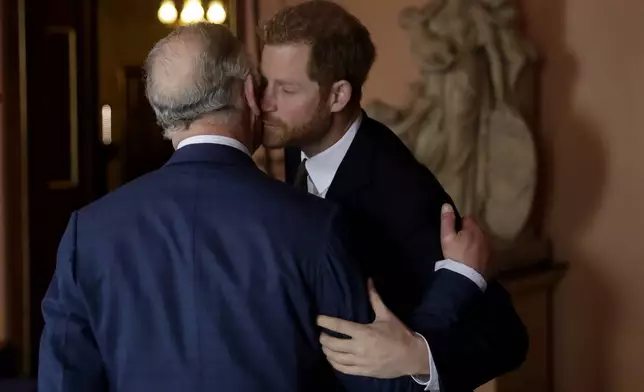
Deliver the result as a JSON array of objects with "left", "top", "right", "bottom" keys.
[{"left": 281, "top": 86, "right": 297, "bottom": 94}]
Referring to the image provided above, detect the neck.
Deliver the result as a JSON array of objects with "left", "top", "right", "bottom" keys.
[
  {"left": 172, "top": 118, "right": 251, "bottom": 152},
  {"left": 300, "top": 105, "right": 361, "bottom": 157}
]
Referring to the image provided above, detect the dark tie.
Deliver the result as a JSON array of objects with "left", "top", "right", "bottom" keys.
[{"left": 294, "top": 158, "right": 309, "bottom": 192}]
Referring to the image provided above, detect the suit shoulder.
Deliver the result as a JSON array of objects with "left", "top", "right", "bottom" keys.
[
  {"left": 254, "top": 173, "right": 341, "bottom": 226},
  {"left": 74, "top": 169, "right": 168, "bottom": 231},
  {"left": 362, "top": 117, "right": 446, "bottom": 196},
  {"left": 82, "top": 170, "right": 161, "bottom": 208},
  {"left": 240, "top": 174, "right": 347, "bottom": 263}
]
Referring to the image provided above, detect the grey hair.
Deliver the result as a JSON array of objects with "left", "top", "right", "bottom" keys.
[{"left": 144, "top": 22, "right": 252, "bottom": 138}]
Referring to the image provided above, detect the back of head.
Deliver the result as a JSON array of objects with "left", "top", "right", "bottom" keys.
[
  {"left": 260, "top": 0, "right": 376, "bottom": 105},
  {"left": 145, "top": 22, "right": 252, "bottom": 139}
]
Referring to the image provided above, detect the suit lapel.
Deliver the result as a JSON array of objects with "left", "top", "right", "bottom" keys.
[{"left": 324, "top": 116, "right": 374, "bottom": 201}]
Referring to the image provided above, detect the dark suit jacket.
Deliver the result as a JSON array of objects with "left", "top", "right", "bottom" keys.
[
  {"left": 37, "top": 143, "right": 420, "bottom": 392},
  {"left": 285, "top": 114, "right": 529, "bottom": 391}
]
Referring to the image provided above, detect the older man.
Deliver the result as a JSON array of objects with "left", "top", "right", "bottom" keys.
[{"left": 37, "top": 22, "right": 378, "bottom": 392}]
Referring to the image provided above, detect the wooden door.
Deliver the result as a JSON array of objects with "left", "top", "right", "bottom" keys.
[{"left": 22, "top": 0, "right": 103, "bottom": 374}]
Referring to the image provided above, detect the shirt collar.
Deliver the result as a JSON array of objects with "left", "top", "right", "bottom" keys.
[
  {"left": 177, "top": 135, "right": 251, "bottom": 157},
  {"left": 301, "top": 113, "right": 362, "bottom": 194}
]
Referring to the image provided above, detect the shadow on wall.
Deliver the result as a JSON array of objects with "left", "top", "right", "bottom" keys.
[{"left": 519, "top": 0, "right": 612, "bottom": 390}]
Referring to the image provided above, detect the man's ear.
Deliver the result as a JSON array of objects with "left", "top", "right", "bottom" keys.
[
  {"left": 327, "top": 80, "right": 353, "bottom": 113},
  {"left": 244, "top": 75, "right": 260, "bottom": 117}
]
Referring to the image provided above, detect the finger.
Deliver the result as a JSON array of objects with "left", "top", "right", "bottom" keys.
[
  {"left": 462, "top": 216, "right": 485, "bottom": 242},
  {"left": 317, "top": 315, "right": 365, "bottom": 337},
  {"left": 319, "top": 332, "right": 356, "bottom": 353},
  {"left": 327, "top": 358, "right": 368, "bottom": 377},
  {"left": 321, "top": 346, "right": 362, "bottom": 366},
  {"left": 462, "top": 216, "right": 477, "bottom": 231},
  {"left": 367, "top": 278, "right": 391, "bottom": 321},
  {"left": 440, "top": 203, "right": 456, "bottom": 246}
]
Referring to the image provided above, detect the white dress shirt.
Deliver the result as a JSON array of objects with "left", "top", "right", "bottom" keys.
[
  {"left": 176, "top": 134, "right": 251, "bottom": 156},
  {"left": 300, "top": 115, "right": 361, "bottom": 198},
  {"left": 300, "top": 114, "right": 487, "bottom": 391}
]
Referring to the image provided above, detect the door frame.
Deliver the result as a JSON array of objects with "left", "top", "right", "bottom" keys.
[
  {"left": 3, "top": 0, "right": 101, "bottom": 376},
  {"left": 2, "top": 0, "right": 30, "bottom": 377}
]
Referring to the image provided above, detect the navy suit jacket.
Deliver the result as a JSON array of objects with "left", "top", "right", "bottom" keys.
[
  {"left": 38, "top": 143, "right": 420, "bottom": 392},
  {"left": 285, "top": 113, "right": 529, "bottom": 391}
]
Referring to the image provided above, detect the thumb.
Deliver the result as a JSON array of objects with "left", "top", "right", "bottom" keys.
[
  {"left": 368, "top": 278, "right": 390, "bottom": 320},
  {"left": 440, "top": 203, "right": 456, "bottom": 247}
]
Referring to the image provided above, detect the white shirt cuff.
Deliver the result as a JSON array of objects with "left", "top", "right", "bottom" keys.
[
  {"left": 435, "top": 259, "right": 487, "bottom": 292},
  {"left": 410, "top": 332, "right": 440, "bottom": 391}
]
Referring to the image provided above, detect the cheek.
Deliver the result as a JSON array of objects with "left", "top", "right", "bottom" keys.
[{"left": 278, "top": 95, "right": 320, "bottom": 126}]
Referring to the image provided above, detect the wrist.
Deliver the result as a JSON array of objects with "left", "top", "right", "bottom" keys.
[{"left": 405, "top": 333, "right": 430, "bottom": 376}]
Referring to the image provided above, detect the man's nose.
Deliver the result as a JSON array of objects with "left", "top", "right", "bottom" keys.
[{"left": 261, "top": 88, "right": 276, "bottom": 112}]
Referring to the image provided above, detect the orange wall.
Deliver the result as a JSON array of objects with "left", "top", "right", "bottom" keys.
[
  {"left": 519, "top": 0, "right": 644, "bottom": 391},
  {"left": 260, "top": 0, "right": 644, "bottom": 390},
  {"left": 334, "top": 0, "right": 424, "bottom": 106}
]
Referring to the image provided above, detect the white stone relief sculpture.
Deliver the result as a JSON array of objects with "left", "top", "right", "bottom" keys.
[{"left": 367, "top": 0, "right": 546, "bottom": 264}]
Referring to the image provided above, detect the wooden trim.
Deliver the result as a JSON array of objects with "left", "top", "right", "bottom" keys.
[
  {"left": 17, "top": 0, "right": 30, "bottom": 375},
  {"left": 45, "top": 27, "right": 80, "bottom": 190},
  {"left": 1, "top": 0, "right": 30, "bottom": 377}
]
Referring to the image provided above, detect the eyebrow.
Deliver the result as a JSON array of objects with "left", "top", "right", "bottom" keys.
[
  {"left": 262, "top": 75, "right": 299, "bottom": 87},
  {"left": 277, "top": 81, "right": 299, "bottom": 89}
]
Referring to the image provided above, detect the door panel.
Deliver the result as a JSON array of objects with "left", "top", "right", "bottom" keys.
[{"left": 24, "top": 0, "right": 102, "bottom": 374}]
